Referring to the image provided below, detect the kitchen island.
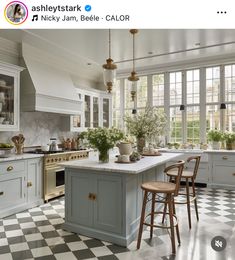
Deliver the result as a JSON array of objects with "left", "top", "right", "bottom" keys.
[{"left": 60, "top": 153, "right": 182, "bottom": 246}]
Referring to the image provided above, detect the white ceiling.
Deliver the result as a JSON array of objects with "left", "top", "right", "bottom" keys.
[{"left": 1, "top": 29, "right": 235, "bottom": 80}]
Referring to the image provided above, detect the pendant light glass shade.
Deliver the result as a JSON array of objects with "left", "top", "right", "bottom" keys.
[
  {"left": 128, "top": 29, "right": 139, "bottom": 101},
  {"left": 102, "top": 29, "right": 117, "bottom": 93}
]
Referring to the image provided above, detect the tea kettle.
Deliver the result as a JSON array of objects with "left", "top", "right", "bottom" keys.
[{"left": 49, "top": 138, "right": 58, "bottom": 151}]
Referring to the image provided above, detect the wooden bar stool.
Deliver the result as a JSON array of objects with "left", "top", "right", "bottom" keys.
[
  {"left": 163, "top": 156, "right": 201, "bottom": 229},
  {"left": 137, "top": 161, "right": 185, "bottom": 255}
]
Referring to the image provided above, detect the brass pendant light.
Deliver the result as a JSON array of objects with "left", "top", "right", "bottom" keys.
[
  {"left": 102, "top": 29, "right": 117, "bottom": 93},
  {"left": 128, "top": 29, "right": 139, "bottom": 101}
]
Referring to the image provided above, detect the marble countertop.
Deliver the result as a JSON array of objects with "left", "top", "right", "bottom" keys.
[
  {"left": 60, "top": 152, "right": 183, "bottom": 174},
  {"left": 203, "top": 149, "right": 235, "bottom": 154},
  {"left": 0, "top": 153, "right": 44, "bottom": 162},
  {"left": 159, "top": 148, "right": 204, "bottom": 154}
]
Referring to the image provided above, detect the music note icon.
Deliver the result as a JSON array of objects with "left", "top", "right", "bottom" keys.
[{"left": 32, "top": 15, "right": 38, "bottom": 22}]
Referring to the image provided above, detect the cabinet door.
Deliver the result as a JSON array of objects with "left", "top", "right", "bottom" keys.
[
  {"left": 93, "top": 174, "right": 122, "bottom": 234},
  {"left": 66, "top": 171, "right": 93, "bottom": 227},
  {"left": 84, "top": 95, "right": 91, "bottom": 128},
  {"left": 27, "top": 158, "right": 42, "bottom": 203},
  {"left": 0, "top": 172, "right": 26, "bottom": 211},
  {"left": 213, "top": 164, "right": 235, "bottom": 185},
  {"left": 102, "top": 98, "right": 110, "bottom": 128},
  {"left": 0, "top": 70, "right": 19, "bottom": 131}
]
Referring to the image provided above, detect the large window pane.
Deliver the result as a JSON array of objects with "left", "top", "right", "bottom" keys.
[
  {"left": 186, "top": 106, "right": 200, "bottom": 143},
  {"left": 225, "top": 64, "right": 235, "bottom": 102},
  {"left": 170, "top": 107, "right": 182, "bottom": 143},
  {"left": 206, "top": 105, "right": 220, "bottom": 131},
  {"left": 124, "top": 79, "right": 134, "bottom": 109},
  {"left": 225, "top": 104, "right": 235, "bottom": 132},
  {"left": 170, "top": 72, "right": 182, "bottom": 105},
  {"left": 137, "top": 76, "right": 147, "bottom": 108},
  {"left": 206, "top": 67, "right": 220, "bottom": 103},
  {"left": 186, "top": 69, "right": 200, "bottom": 105},
  {"left": 153, "top": 74, "right": 164, "bottom": 107},
  {"left": 112, "top": 80, "right": 120, "bottom": 109},
  {"left": 113, "top": 110, "right": 121, "bottom": 128}
]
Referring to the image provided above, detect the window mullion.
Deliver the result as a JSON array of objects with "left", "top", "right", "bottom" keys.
[
  {"left": 200, "top": 67, "right": 206, "bottom": 143},
  {"left": 220, "top": 65, "right": 225, "bottom": 131},
  {"left": 182, "top": 70, "right": 187, "bottom": 143},
  {"left": 164, "top": 72, "right": 170, "bottom": 143}
]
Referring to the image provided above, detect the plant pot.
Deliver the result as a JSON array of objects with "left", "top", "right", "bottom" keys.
[
  {"left": 117, "top": 142, "right": 132, "bottom": 155},
  {"left": 226, "top": 141, "right": 233, "bottom": 150},
  {"left": 211, "top": 141, "right": 220, "bottom": 150}
]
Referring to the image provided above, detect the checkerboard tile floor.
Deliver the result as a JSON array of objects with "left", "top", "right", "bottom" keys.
[{"left": 0, "top": 188, "right": 234, "bottom": 260}]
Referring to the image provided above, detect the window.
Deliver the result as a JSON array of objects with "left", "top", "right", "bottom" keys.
[
  {"left": 225, "top": 65, "right": 235, "bottom": 102},
  {"left": 224, "top": 104, "right": 235, "bottom": 132},
  {"left": 114, "top": 63, "right": 235, "bottom": 144},
  {"left": 137, "top": 76, "right": 147, "bottom": 108},
  {"left": 186, "top": 69, "right": 200, "bottom": 143},
  {"left": 112, "top": 80, "right": 121, "bottom": 128},
  {"left": 170, "top": 107, "right": 182, "bottom": 143},
  {"left": 206, "top": 66, "right": 220, "bottom": 103},
  {"left": 170, "top": 72, "right": 182, "bottom": 105},
  {"left": 153, "top": 74, "right": 164, "bottom": 107},
  {"left": 206, "top": 105, "right": 220, "bottom": 131},
  {"left": 169, "top": 72, "right": 182, "bottom": 142},
  {"left": 124, "top": 79, "right": 134, "bottom": 109}
]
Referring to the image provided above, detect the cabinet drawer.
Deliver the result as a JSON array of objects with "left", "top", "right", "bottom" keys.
[
  {"left": 213, "top": 154, "right": 235, "bottom": 163},
  {"left": 213, "top": 165, "right": 235, "bottom": 185},
  {"left": 0, "top": 161, "right": 25, "bottom": 175}
]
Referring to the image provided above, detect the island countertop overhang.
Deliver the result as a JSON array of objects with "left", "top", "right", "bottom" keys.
[{"left": 59, "top": 153, "right": 183, "bottom": 174}]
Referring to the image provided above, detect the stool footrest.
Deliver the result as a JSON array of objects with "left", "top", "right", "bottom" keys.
[{"left": 144, "top": 211, "right": 178, "bottom": 229}]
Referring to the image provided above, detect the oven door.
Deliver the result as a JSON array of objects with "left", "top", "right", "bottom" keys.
[{"left": 44, "top": 166, "right": 65, "bottom": 201}]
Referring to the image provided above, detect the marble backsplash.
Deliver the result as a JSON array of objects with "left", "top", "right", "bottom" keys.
[{"left": 0, "top": 112, "right": 77, "bottom": 146}]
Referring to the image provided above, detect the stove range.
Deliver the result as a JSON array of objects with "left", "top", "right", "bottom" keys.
[
  {"left": 25, "top": 149, "right": 86, "bottom": 155},
  {"left": 26, "top": 148, "right": 89, "bottom": 202}
]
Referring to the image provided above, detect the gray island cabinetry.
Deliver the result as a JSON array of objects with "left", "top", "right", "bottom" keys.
[{"left": 60, "top": 153, "right": 182, "bottom": 247}]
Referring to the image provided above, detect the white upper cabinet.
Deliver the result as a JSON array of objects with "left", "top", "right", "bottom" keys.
[
  {"left": 70, "top": 89, "right": 112, "bottom": 132},
  {"left": 0, "top": 62, "right": 24, "bottom": 131}
]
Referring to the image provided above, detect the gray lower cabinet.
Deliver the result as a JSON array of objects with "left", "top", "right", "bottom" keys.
[
  {"left": 0, "top": 158, "right": 43, "bottom": 218},
  {"left": 27, "top": 158, "right": 43, "bottom": 204},
  {"left": 0, "top": 172, "right": 26, "bottom": 212},
  {"left": 66, "top": 171, "right": 122, "bottom": 234}
]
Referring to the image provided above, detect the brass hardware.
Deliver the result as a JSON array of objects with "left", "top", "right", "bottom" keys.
[
  {"left": 222, "top": 156, "right": 228, "bottom": 160},
  {"left": 0, "top": 191, "right": 4, "bottom": 196},
  {"left": 7, "top": 166, "right": 13, "bottom": 171},
  {"left": 88, "top": 193, "right": 93, "bottom": 200},
  {"left": 233, "top": 173, "right": 235, "bottom": 176},
  {"left": 27, "top": 181, "right": 32, "bottom": 187},
  {"left": 88, "top": 193, "right": 97, "bottom": 201}
]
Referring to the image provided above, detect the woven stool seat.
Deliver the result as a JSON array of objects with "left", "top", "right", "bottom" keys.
[{"left": 141, "top": 181, "right": 176, "bottom": 193}]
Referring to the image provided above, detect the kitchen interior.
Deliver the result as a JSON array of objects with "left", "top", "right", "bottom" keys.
[{"left": 0, "top": 29, "right": 235, "bottom": 260}]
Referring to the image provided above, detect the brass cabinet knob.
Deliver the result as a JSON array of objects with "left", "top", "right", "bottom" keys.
[
  {"left": 88, "top": 193, "right": 93, "bottom": 200},
  {"left": 233, "top": 173, "right": 235, "bottom": 176},
  {"left": 7, "top": 166, "right": 13, "bottom": 171},
  {"left": 27, "top": 182, "right": 33, "bottom": 187},
  {"left": 222, "top": 156, "right": 228, "bottom": 160},
  {"left": 92, "top": 194, "right": 97, "bottom": 201},
  {"left": 0, "top": 191, "right": 4, "bottom": 196}
]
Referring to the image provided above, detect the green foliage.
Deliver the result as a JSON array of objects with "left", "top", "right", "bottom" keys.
[
  {"left": 124, "top": 106, "right": 167, "bottom": 139},
  {"left": 207, "top": 129, "right": 223, "bottom": 142},
  {"left": 80, "top": 127, "right": 124, "bottom": 153},
  {"left": 222, "top": 132, "right": 235, "bottom": 143}
]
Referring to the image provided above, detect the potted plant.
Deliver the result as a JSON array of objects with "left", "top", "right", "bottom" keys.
[
  {"left": 207, "top": 129, "right": 223, "bottom": 150},
  {"left": 223, "top": 132, "right": 235, "bottom": 150},
  {"left": 124, "top": 106, "right": 167, "bottom": 153},
  {"left": 80, "top": 127, "right": 124, "bottom": 163}
]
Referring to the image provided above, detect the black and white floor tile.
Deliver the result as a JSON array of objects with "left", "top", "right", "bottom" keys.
[{"left": 0, "top": 188, "right": 235, "bottom": 260}]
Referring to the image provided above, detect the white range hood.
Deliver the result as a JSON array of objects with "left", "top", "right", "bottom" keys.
[{"left": 21, "top": 43, "right": 81, "bottom": 115}]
